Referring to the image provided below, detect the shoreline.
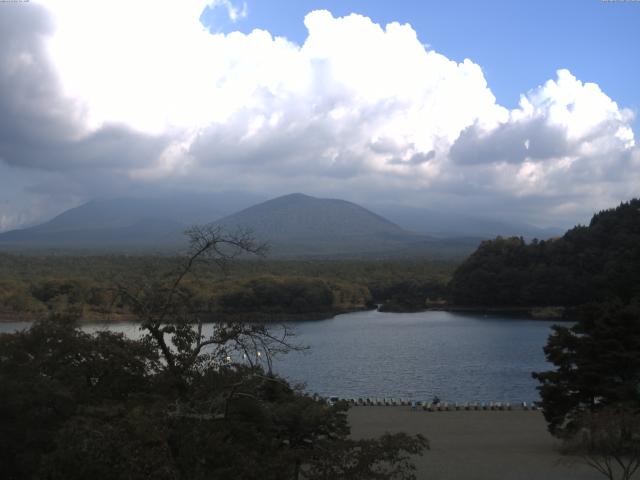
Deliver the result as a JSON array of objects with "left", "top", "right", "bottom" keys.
[
  {"left": 0, "top": 306, "right": 370, "bottom": 324},
  {"left": 380, "top": 304, "right": 570, "bottom": 320},
  {"left": 0, "top": 304, "right": 572, "bottom": 324}
]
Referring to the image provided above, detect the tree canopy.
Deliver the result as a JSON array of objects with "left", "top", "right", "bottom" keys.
[
  {"left": 0, "top": 253, "right": 453, "bottom": 320},
  {"left": 533, "top": 300, "right": 640, "bottom": 437},
  {"left": 449, "top": 199, "right": 640, "bottom": 307}
]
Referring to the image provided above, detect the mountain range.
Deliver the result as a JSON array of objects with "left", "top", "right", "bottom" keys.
[
  {"left": 0, "top": 192, "right": 263, "bottom": 251},
  {"left": 367, "top": 203, "right": 561, "bottom": 239},
  {"left": 0, "top": 192, "right": 561, "bottom": 258}
]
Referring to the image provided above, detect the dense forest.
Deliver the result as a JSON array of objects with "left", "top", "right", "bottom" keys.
[
  {"left": 0, "top": 255, "right": 455, "bottom": 321},
  {"left": 449, "top": 199, "right": 640, "bottom": 308}
]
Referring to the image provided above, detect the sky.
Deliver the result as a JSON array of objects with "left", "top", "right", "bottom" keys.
[{"left": 0, "top": 0, "right": 639, "bottom": 231}]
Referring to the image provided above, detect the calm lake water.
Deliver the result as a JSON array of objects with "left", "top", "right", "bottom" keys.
[{"left": 0, "top": 310, "right": 560, "bottom": 403}]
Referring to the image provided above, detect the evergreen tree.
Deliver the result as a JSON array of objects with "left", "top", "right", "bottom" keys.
[
  {"left": 449, "top": 199, "right": 640, "bottom": 308},
  {"left": 533, "top": 300, "right": 640, "bottom": 437}
]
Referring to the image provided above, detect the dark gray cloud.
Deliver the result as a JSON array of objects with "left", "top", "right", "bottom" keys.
[
  {"left": 1, "top": 122, "right": 168, "bottom": 171},
  {"left": 387, "top": 150, "right": 436, "bottom": 166},
  {"left": 0, "top": 4, "right": 172, "bottom": 228},
  {"left": 0, "top": 5, "right": 76, "bottom": 147},
  {"left": 0, "top": 4, "right": 168, "bottom": 172},
  {"left": 450, "top": 117, "right": 570, "bottom": 165}
]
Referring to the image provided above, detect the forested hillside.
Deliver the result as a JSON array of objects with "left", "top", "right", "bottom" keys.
[{"left": 449, "top": 199, "right": 640, "bottom": 307}]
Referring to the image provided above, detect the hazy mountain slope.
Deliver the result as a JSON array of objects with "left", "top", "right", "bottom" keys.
[
  {"left": 214, "top": 193, "right": 480, "bottom": 257},
  {"left": 216, "top": 193, "right": 405, "bottom": 238},
  {"left": 0, "top": 218, "right": 186, "bottom": 249},
  {"left": 25, "top": 192, "right": 265, "bottom": 233},
  {"left": 370, "top": 204, "right": 562, "bottom": 239},
  {"left": 0, "top": 192, "right": 264, "bottom": 250},
  {"left": 0, "top": 192, "right": 482, "bottom": 258}
]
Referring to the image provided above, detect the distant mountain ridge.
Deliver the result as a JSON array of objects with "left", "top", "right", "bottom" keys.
[
  {"left": 0, "top": 192, "right": 264, "bottom": 250},
  {"left": 21, "top": 192, "right": 265, "bottom": 233},
  {"left": 368, "top": 203, "right": 562, "bottom": 239},
  {"left": 212, "top": 193, "right": 453, "bottom": 257},
  {"left": 0, "top": 192, "right": 542, "bottom": 258},
  {"left": 215, "top": 193, "right": 405, "bottom": 239}
]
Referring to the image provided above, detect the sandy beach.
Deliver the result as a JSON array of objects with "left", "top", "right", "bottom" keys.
[{"left": 348, "top": 406, "right": 603, "bottom": 480}]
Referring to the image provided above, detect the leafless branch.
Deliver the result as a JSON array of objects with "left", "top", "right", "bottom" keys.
[{"left": 110, "top": 224, "right": 304, "bottom": 381}]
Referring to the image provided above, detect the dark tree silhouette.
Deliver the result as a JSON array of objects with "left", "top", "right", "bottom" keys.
[{"left": 533, "top": 301, "right": 640, "bottom": 437}]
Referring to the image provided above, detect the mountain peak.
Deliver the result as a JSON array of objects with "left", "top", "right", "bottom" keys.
[
  {"left": 279, "top": 193, "right": 314, "bottom": 200},
  {"left": 0, "top": 192, "right": 483, "bottom": 258},
  {"left": 261, "top": 193, "right": 316, "bottom": 207},
  {"left": 212, "top": 193, "right": 416, "bottom": 256}
]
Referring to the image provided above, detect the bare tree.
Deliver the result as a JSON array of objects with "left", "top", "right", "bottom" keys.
[
  {"left": 561, "top": 407, "right": 640, "bottom": 480},
  {"left": 113, "top": 225, "right": 301, "bottom": 382}
]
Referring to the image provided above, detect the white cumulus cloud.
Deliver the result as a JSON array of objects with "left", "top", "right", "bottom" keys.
[
  {"left": 0, "top": 0, "right": 636, "bottom": 230},
  {"left": 211, "top": 0, "right": 248, "bottom": 23}
]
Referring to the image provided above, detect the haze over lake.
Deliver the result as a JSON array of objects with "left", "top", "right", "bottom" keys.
[{"left": 1, "top": 310, "right": 558, "bottom": 403}]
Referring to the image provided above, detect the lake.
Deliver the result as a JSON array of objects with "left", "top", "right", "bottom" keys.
[{"left": 0, "top": 310, "right": 560, "bottom": 403}]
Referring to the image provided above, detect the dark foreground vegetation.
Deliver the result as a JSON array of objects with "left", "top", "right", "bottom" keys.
[
  {"left": 0, "top": 226, "right": 427, "bottom": 480},
  {"left": 0, "top": 315, "right": 426, "bottom": 480}
]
